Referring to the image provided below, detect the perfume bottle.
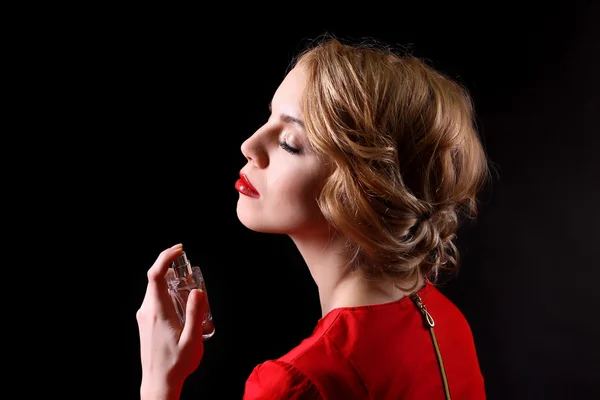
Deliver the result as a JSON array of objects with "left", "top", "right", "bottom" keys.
[{"left": 167, "top": 251, "right": 215, "bottom": 340}]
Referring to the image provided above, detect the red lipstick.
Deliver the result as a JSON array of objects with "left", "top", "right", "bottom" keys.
[{"left": 235, "top": 173, "right": 260, "bottom": 198}]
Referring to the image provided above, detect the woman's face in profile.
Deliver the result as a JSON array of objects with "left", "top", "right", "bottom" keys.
[{"left": 237, "top": 64, "right": 331, "bottom": 237}]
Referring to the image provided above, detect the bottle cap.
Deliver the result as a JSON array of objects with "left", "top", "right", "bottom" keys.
[{"left": 171, "top": 251, "right": 192, "bottom": 278}]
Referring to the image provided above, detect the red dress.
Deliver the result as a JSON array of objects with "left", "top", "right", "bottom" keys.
[{"left": 243, "top": 280, "right": 486, "bottom": 399}]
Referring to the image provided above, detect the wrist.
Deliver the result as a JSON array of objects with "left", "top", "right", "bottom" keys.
[{"left": 140, "top": 378, "right": 183, "bottom": 400}]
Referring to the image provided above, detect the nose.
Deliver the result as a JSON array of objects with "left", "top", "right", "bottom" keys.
[{"left": 240, "top": 126, "right": 270, "bottom": 168}]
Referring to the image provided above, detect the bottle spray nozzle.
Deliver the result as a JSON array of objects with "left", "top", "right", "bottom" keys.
[{"left": 171, "top": 251, "right": 192, "bottom": 278}]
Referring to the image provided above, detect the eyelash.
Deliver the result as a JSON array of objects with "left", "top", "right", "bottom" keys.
[{"left": 279, "top": 140, "right": 301, "bottom": 155}]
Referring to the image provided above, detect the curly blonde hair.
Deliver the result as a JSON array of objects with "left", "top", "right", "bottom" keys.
[{"left": 293, "top": 35, "right": 493, "bottom": 291}]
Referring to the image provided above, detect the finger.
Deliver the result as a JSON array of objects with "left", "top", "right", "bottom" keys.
[
  {"left": 143, "top": 243, "right": 183, "bottom": 302},
  {"left": 179, "top": 289, "right": 208, "bottom": 348}
]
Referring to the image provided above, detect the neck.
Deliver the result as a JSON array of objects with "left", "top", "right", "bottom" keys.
[{"left": 288, "top": 230, "right": 425, "bottom": 318}]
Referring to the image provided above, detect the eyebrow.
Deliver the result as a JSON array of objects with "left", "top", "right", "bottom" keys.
[{"left": 269, "top": 101, "right": 305, "bottom": 130}]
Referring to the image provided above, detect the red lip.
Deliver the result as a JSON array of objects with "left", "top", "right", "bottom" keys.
[{"left": 235, "top": 172, "right": 260, "bottom": 198}]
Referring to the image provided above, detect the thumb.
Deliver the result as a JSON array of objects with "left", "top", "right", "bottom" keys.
[{"left": 179, "top": 289, "right": 208, "bottom": 347}]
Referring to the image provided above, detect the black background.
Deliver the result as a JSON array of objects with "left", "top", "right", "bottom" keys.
[{"left": 20, "top": 1, "right": 600, "bottom": 399}]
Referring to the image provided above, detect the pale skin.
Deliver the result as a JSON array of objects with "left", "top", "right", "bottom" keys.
[
  {"left": 137, "top": 243, "right": 207, "bottom": 400},
  {"left": 137, "top": 64, "right": 424, "bottom": 399}
]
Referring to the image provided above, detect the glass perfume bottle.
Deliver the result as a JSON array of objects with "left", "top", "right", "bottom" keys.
[{"left": 167, "top": 251, "right": 215, "bottom": 340}]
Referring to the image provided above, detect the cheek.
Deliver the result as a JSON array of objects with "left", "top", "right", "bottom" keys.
[
  {"left": 270, "top": 168, "right": 325, "bottom": 216},
  {"left": 272, "top": 175, "right": 312, "bottom": 204}
]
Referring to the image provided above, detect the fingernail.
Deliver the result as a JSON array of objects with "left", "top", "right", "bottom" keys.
[{"left": 171, "top": 243, "right": 183, "bottom": 249}]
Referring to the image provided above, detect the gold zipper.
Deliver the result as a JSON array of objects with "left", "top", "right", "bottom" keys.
[{"left": 410, "top": 293, "right": 451, "bottom": 400}]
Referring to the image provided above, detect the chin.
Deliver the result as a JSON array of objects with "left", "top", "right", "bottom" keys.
[
  {"left": 236, "top": 200, "right": 329, "bottom": 235},
  {"left": 235, "top": 209, "right": 294, "bottom": 234},
  {"left": 236, "top": 203, "right": 272, "bottom": 233},
  {"left": 237, "top": 220, "right": 285, "bottom": 234}
]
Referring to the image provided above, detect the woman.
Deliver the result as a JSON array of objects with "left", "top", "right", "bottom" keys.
[{"left": 137, "top": 34, "right": 491, "bottom": 399}]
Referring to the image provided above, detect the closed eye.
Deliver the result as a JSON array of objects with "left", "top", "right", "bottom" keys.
[{"left": 279, "top": 140, "right": 302, "bottom": 155}]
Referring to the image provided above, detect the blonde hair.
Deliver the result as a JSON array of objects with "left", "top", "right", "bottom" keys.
[{"left": 293, "top": 35, "right": 493, "bottom": 291}]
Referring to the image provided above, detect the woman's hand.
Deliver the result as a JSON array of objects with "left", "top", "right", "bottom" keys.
[{"left": 136, "top": 244, "right": 208, "bottom": 400}]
